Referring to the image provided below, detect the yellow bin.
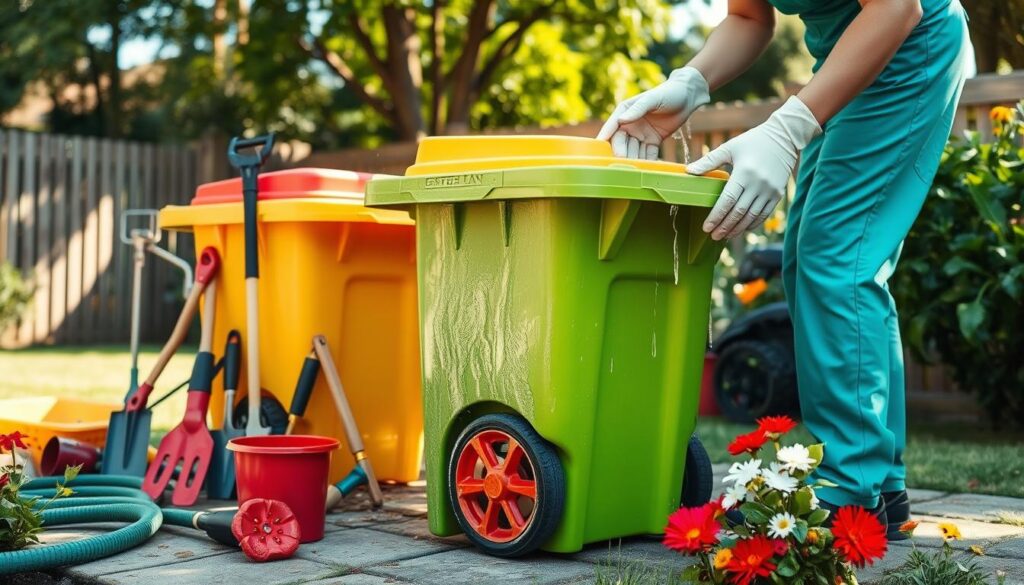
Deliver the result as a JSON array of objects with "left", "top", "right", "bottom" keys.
[{"left": 159, "top": 168, "right": 423, "bottom": 484}]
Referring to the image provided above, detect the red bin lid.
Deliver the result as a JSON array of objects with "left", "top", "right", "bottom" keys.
[{"left": 191, "top": 168, "right": 372, "bottom": 205}]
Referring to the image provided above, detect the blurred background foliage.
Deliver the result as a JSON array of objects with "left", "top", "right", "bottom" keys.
[{"left": 0, "top": 0, "right": 819, "bottom": 148}]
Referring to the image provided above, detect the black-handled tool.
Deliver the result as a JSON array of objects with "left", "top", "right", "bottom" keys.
[
  {"left": 228, "top": 133, "right": 275, "bottom": 437},
  {"left": 286, "top": 352, "right": 320, "bottom": 434}
]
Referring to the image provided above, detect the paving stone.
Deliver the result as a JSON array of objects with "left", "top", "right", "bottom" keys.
[
  {"left": 367, "top": 518, "right": 468, "bottom": 547},
  {"left": 856, "top": 544, "right": 914, "bottom": 585},
  {"left": 890, "top": 516, "right": 1024, "bottom": 550},
  {"left": 907, "top": 488, "right": 948, "bottom": 503},
  {"left": 572, "top": 537, "right": 692, "bottom": 574},
  {"left": 60, "top": 524, "right": 234, "bottom": 577},
  {"left": 294, "top": 527, "right": 460, "bottom": 569},
  {"left": 327, "top": 508, "right": 411, "bottom": 529},
  {"left": 89, "top": 552, "right": 341, "bottom": 585},
  {"left": 914, "top": 494, "right": 1024, "bottom": 523},
  {"left": 302, "top": 574, "right": 404, "bottom": 584},
  {"left": 366, "top": 547, "right": 597, "bottom": 585},
  {"left": 984, "top": 535, "right": 1024, "bottom": 560}
]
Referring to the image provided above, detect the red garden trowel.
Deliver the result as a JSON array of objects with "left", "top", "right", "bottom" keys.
[
  {"left": 143, "top": 249, "right": 221, "bottom": 505},
  {"left": 102, "top": 246, "right": 217, "bottom": 477}
]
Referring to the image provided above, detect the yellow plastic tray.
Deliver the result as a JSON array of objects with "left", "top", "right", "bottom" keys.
[
  {"left": 0, "top": 397, "right": 121, "bottom": 468},
  {"left": 405, "top": 135, "right": 730, "bottom": 179}
]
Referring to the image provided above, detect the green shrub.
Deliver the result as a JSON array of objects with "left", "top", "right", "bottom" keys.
[
  {"left": 0, "top": 262, "right": 32, "bottom": 331},
  {"left": 892, "top": 103, "right": 1024, "bottom": 427}
]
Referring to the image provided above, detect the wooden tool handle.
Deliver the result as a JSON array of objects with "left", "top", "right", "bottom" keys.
[
  {"left": 143, "top": 279, "right": 204, "bottom": 386},
  {"left": 311, "top": 335, "right": 365, "bottom": 453}
]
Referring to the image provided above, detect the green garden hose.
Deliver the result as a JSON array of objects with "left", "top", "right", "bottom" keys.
[{"left": 1, "top": 475, "right": 238, "bottom": 576}]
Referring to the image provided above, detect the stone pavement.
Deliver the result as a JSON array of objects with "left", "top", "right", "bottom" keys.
[{"left": 34, "top": 465, "right": 1024, "bottom": 585}]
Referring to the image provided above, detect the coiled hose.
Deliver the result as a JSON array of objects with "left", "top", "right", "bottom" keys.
[{"left": 1, "top": 475, "right": 237, "bottom": 576}]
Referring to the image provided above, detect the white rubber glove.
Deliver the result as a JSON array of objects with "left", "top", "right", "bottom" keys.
[
  {"left": 597, "top": 66, "right": 711, "bottom": 160},
  {"left": 688, "top": 96, "right": 822, "bottom": 241}
]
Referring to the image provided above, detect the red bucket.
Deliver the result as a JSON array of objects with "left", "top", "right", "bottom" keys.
[{"left": 227, "top": 435, "right": 339, "bottom": 542}]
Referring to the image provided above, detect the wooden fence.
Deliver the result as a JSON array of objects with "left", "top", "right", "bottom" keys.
[{"left": 0, "top": 132, "right": 199, "bottom": 347}]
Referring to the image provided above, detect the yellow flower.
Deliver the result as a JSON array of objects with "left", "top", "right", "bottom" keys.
[
  {"left": 994, "top": 126, "right": 1003, "bottom": 137},
  {"left": 969, "top": 545, "right": 986, "bottom": 556},
  {"left": 938, "top": 522, "right": 962, "bottom": 541},
  {"left": 713, "top": 548, "right": 733, "bottom": 569},
  {"left": 990, "top": 106, "right": 1014, "bottom": 124},
  {"left": 763, "top": 216, "right": 783, "bottom": 233}
]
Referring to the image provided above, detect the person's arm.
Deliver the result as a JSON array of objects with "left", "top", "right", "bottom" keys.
[
  {"left": 597, "top": 0, "right": 776, "bottom": 158},
  {"left": 689, "top": 0, "right": 777, "bottom": 91},
  {"left": 689, "top": 0, "right": 924, "bottom": 241},
  {"left": 798, "top": 0, "right": 923, "bottom": 124}
]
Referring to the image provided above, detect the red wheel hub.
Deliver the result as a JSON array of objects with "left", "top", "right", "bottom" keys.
[{"left": 455, "top": 429, "right": 538, "bottom": 543}]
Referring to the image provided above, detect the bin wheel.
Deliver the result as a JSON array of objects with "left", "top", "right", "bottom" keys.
[
  {"left": 680, "top": 434, "right": 713, "bottom": 508},
  {"left": 448, "top": 413, "right": 564, "bottom": 558},
  {"left": 713, "top": 339, "right": 797, "bottom": 424}
]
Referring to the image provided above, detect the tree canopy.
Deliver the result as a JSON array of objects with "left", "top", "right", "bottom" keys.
[{"left": 0, "top": 0, "right": 905, "bottom": 148}]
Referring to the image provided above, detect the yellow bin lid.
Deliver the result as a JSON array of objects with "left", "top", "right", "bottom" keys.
[
  {"left": 160, "top": 168, "right": 413, "bottom": 229},
  {"left": 405, "top": 135, "right": 728, "bottom": 179}
]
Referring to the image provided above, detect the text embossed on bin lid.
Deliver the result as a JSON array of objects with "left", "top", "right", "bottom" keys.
[{"left": 425, "top": 174, "right": 484, "bottom": 188}]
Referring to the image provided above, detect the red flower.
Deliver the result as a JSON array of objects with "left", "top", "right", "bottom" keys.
[
  {"left": 772, "top": 539, "right": 789, "bottom": 556},
  {"left": 0, "top": 473, "right": 9, "bottom": 489},
  {"left": 725, "top": 535, "right": 778, "bottom": 585},
  {"left": 0, "top": 431, "right": 28, "bottom": 452},
  {"left": 664, "top": 504, "right": 720, "bottom": 553},
  {"left": 231, "top": 499, "right": 301, "bottom": 562},
  {"left": 756, "top": 415, "right": 797, "bottom": 437},
  {"left": 728, "top": 430, "right": 768, "bottom": 456},
  {"left": 831, "top": 506, "right": 888, "bottom": 568}
]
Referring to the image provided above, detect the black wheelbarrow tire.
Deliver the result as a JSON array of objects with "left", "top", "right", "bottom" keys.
[
  {"left": 680, "top": 434, "right": 714, "bottom": 508},
  {"left": 447, "top": 413, "right": 565, "bottom": 558},
  {"left": 713, "top": 339, "right": 797, "bottom": 424}
]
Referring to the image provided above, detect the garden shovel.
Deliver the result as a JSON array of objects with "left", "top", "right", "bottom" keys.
[
  {"left": 206, "top": 330, "right": 243, "bottom": 500},
  {"left": 102, "top": 247, "right": 221, "bottom": 477},
  {"left": 227, "top": 133, "right": 275, "bottom": 437},
  {"left": 142, "top": 255, "right": 221, "bottom": 506}
]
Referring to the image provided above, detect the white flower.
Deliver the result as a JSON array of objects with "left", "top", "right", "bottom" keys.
[
  {"left": 768, "top": 512, "right": 797, "bottom": 539},
  {"left": 761, "top": 462, "right": 798, "bottom": 493},
  {"left": 723, "top": 459, "right": 762, "bottom": 487},
  {"left": 721, "top": 483, "right": 749, "bottom": 509},
  {"left": 776, "top": 444, "right": 815, "bottom": 473}
]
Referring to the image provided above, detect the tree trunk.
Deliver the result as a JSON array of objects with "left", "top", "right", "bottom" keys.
[
  {"left": 108, "top": 8, "right": 122, "bottom": 138},
  {"left": 381, "top": 5, "right": 425, "bottom": 141},
  {"left": 445, "top": 0, "right": 496, "bottom": 133},
  {"left": 213, "top": 0, "right": 228, "bottom": 77},
  {"left": 429, "top": 0, "right": 446, "bottom": 135}
]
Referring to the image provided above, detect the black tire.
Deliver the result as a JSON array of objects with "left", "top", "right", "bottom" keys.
[
  {"left": 680, "top": 434, "right": 713, "bottom": 508},
  {"left": 233, "top": 393, "right": 289, "bottom": 434},
  {"left": 447, "top": 413, "right": 565, "bottom": 558},
  {"left": 713, "top": 339, "right": 797, "bottom": 424}
]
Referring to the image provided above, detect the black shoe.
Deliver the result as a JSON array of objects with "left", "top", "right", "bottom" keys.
[
  {"left": 818, "top": 498, "right": 888, "bottom": 531},
  {"left": 883, "top": 490, "right": 911, "bottom": 541}
]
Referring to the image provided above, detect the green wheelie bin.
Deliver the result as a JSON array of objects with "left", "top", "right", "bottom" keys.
[{"left": 365, "top": 136, "right": 727, "bottom": 557}]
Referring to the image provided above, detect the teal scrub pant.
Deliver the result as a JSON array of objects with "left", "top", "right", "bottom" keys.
[{"left": 782, "top": 2, "right": 971, "bottom": 507}]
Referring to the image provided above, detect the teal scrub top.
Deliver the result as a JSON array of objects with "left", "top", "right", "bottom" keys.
[{"left": 769, "top": 0, "right": 954, "bottom": 65}]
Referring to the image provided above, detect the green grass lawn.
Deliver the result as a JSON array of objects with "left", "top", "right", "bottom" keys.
[
  {"left": 696, "top": 417, "right": 1024, "bottom": 499},
  {"left": 0, "top": 344, "right": 197, "bottom": 434},
  {"left": 2, "top": 345, "right": 1022, "bottom": 499}
]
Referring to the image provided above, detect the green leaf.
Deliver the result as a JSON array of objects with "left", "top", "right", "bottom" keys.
[
  {"left": 942, "top": 257, "right": 984, "bottom": 276},
  {"left": 776, "top": 554, "right": 800, "bottom": 577},
  {"left": 815, "top": 478, "right": 838, "bottom": 488},
  {"left": 806, "top": 444, "right": 824, "bottom": 468},
  {"left": 63, "top": 464, "right": 81, "bottom": 484},
  {"left": 792, "top": 520, "right": 809, "bottom": 543},
  {"left": 738, "top": 502, "right": 771, "bottom": 525},
  {"left": 956, "top": 298, "right": 986, "bottom": 341},
  {"left": 794, "top": 489, "right": 813, "bottom": 516},
  {"left": 807, "top": 509, "right": 831, "bottom": 526}
]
